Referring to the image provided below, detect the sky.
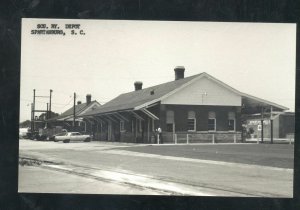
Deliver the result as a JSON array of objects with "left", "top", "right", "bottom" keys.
[{"left": 20, "top": 19, "right": 296, "bottom": 122}]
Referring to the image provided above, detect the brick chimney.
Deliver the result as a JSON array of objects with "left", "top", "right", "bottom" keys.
[
  {"left": 86, "top": 94, "right": 91, "bottom": 104},
  {"left": 134, "top": 81, "right": 143, "bottom": 91},
  {"left": 77, "top": 101, "right": 82, "bottom": 105},
  {"left": 174, "top": 66, "right": 185, "bottom": 80}
]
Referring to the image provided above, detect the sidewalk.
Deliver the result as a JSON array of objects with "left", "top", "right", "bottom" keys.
[{"left": 19, "top": 166, "right": 167, "bottom": 195}]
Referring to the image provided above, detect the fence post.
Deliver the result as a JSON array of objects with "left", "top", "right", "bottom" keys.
[
  {"left": 175, "top": 134, "right": 177, "bottom": 144},
  {"left": 234, "top": 133, "right": 236, "bottom": 143},
  {"left": 187, "top": 134, "right": 189, "bottom": 144},
  {"left": 212, "top": 133, "right": 215, "bottom": 144}
]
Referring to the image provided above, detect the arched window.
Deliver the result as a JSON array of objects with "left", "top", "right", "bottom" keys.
[
  {"left": 166, "top": 110, "right": 174, "bottom": 132},
  {"left": 187, "top": 111, "right": 196, "bottom": 131},
  {"left": 228, "top": 112, "right": 235, "bottom": 131},
  {"left": 208, "top": 111, "right": 216, "bottom": 131}
]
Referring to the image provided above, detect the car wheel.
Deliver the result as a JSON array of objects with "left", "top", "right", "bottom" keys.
[
  {"left": 84, "top": 138, "right": 91, "bottom": 142},
  {"left": 63, "top": 139, "right": 70, "bottom": 143}
]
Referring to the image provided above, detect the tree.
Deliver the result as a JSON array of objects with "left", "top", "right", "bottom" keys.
[
  {"left": 38, "top": 111, "right": 59, "bottom": 120},
  {"left": 19, "top": 120, "right": 31, "bottom": 128}
]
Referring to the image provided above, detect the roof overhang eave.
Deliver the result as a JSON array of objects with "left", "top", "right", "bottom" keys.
[
  {"left": 241, "top": 94, "right": 289, "bottom": 111},
  {"left": 134, "top": 100, "right": 161, "bottom": 110},
  {"left": 80, "top": 108, "right": 134, "bottom": 118}
]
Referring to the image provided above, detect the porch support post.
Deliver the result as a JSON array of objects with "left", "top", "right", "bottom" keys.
[{"left": 147, "top": 118, "right": 150, "bottom": 143}]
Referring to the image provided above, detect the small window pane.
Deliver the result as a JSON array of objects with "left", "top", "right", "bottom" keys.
[
  {"left": 188, "top": 119, "right": 195, "bottom": 131},
  {"left": 208, "top": 119, "right": 215, "bottom": 131},
  {"left": 228, "top": 119, "right": 235, "bottom": 131}
]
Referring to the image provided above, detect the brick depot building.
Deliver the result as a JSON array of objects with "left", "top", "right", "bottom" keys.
[{"left": 80, "top": 66, "right": 287, "bottom": 143}]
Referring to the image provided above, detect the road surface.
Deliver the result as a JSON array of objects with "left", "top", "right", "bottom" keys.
[{"left": 19, "top": 140, "right": 294, "bottom": 197}]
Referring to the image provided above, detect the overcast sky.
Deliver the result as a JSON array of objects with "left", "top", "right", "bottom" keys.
[{"left": 20, "top": 19, "right": 296, "bottom": 122}]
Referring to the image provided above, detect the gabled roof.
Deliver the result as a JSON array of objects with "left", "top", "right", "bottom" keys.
[
  {"left": 80, "top": 74, "right": 201, "bottom": 116},
  {"left": 80, "top": 72, "right": 288, "bottom": 117},
  {"left": 198, "top": 73, "right": 288, "bottom": 111},
  {"left": 49, "top": 100, "right": 100, "bottom": 121}
]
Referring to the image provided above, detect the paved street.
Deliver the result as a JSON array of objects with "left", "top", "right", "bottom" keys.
[{"left": 19, "top": 140, "right": 294, "bottom": 197}]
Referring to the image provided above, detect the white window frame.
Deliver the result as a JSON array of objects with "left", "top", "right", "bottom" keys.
[
  {"left": 187, "top": 111, "right": 196, "bottom": 132},
  {"left": 228, "top": 119, "right": 235, "bottom": 132},
  {"left": 187, "top": 118, "right": 196, "bottom": 132},
  {"left": 208, "top": 112, "right": 216, "bottom": 132},
  {"left": 228, "top": 112, "right": 236, "bottom": 132}
]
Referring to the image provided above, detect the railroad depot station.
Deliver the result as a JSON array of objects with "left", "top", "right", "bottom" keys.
[{"left": 41, "top": 66, "right": 294, "bottom": 144}]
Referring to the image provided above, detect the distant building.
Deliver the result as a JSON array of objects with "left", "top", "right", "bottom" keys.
[
  {"left": 79, "top": 66, "right": 288, "bottom": 143},
  {"left": 48, "top": 94, "right": 101, "bottom": 133},
  {"left": 245, "top": 112, "right": 294, "bottom": 139}
]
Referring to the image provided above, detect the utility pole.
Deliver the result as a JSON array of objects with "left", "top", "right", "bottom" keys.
[
  {"left": 261, "top": 107, "right": 264, "bottom": 143},
  {"left": 31, "top": 103, "right": 33, "bottom": 132},
  {"left": 73, "top": 92, "right": 76, "bottom": 128},
  {"left": 32, "top": 89, "right": 36, "bottom": 132},
  {"left": 49, "top": 89, "right": 53, "bottom": 119},
  {"left": 46, "top": 103, "right": 49, "bottom": 120},
  {"left": 270, "top": 106, "right": 273, "bottom": 144},
  {"left": 31, "top": 89, "right": 52, "bottom": 133}
]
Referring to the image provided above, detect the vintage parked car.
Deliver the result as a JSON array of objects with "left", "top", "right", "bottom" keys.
[
  {"left": 48, "top": 129, "right": 68, "bottom": 141},
  {"left": 54, "top": 132, "right": 92, "bottom": 143},
  {"left": 19, "top": 127, "right": 30, "bottom": 139}
]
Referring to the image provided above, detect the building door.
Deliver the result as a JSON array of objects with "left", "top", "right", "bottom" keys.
[{"left": 166, "top": 110, "right": 175, "bottom": 142}]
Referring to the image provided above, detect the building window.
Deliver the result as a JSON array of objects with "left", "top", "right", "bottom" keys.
[
  {"left": 187, "top": 111, "right": 196, "bottom": 131},
  {"left": 166, "top": 124, "right": 173, "bottom": 132},
  {"left": 228, "top": 112, "right": 235, "bottom": 131},
  {"left": 120, "top": 120, "right": 125, "bottom": 132},
  {"left": 208, "top": 111, "right": 216, "bottom": 131},
  {"left": 166, "top": 110, "right": 174, "bottom": 132}
]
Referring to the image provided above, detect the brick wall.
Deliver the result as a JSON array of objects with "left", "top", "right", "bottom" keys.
[{"left": 160, "top": 104, "right": 241, "bottom": 132}]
